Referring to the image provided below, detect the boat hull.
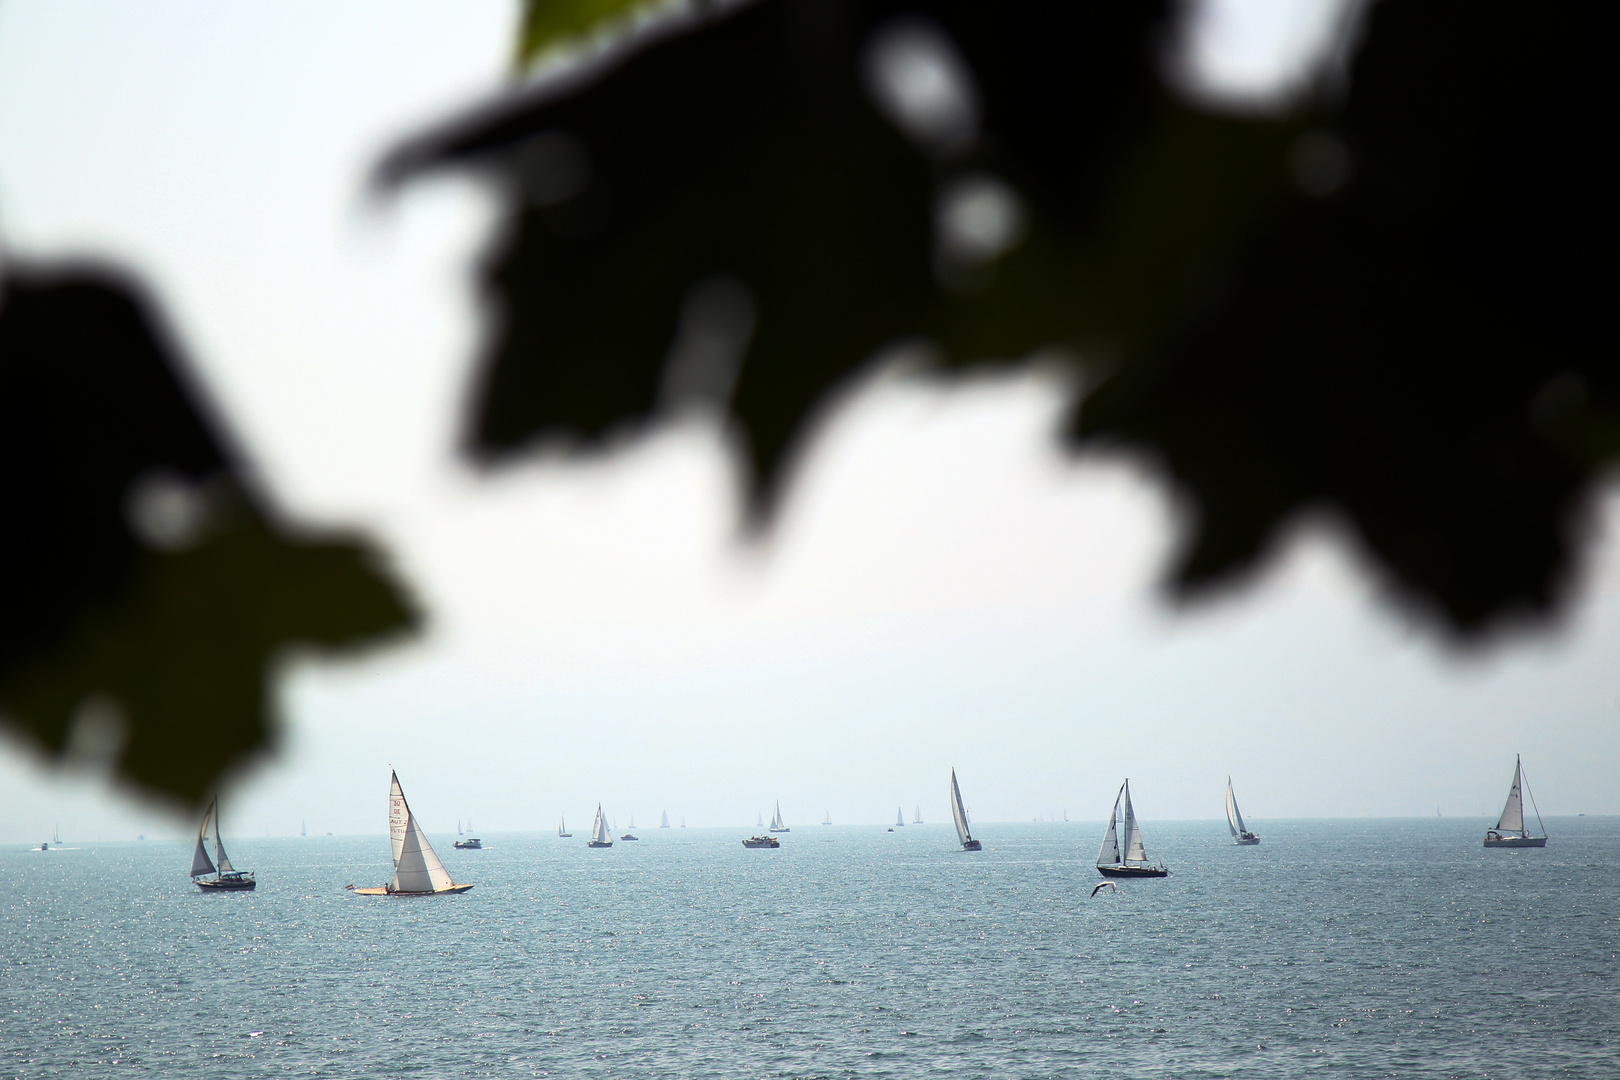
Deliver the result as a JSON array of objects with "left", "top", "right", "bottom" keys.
[
  {"left": 587, "top": 840, "right": 613, "bottom": 848},
  {"left": 742, "top": 837, "right": 779, "bottom": 848},
  {"left": 1234, "top": 837, "right": 1260, "bottom": 845},
  {"left": 1484, "top": 835, "right": 1547, "bottom": 848},
  {"left": 1097, "top": 864, "right": 1169, "bottom": 878},
  {"left": 195, "top": 877, "right": 256, "bottom": 891},
  {"left": 351, "top": 884, "right": 474, "bottom": 895},
  {"left": 961, "top": 840, "right": 982, "bottom": 851}
]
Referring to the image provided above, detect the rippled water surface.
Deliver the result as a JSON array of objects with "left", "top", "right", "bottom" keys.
[{"left": 4, "top": 818, "right": 1618, "bottom": 1078}]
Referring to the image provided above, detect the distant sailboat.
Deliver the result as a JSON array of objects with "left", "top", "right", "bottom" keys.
[
  {"left": 757, "top": 812, "right": 765, "bottom": 828},
  {"left": 1225, "top": 777, "right": 1260, "bottom": 845},
  {"left": 191, "top": 797, "right": 255, "bottom": 891},
  {"left": 680, "top": 817, "right": 686, "bottom": 828},
  {"left": 1484, "top": 754, "right": 1548, "bottom": 848},
  {"left": 949, "top": 768, "right": 982, "bottom": 851},
  {"left": 588, "top": 804, "right": 613, "bottom": 848},
  {"left": 822, "top": 811, "right": 832, "bottom": 825},
  {"left": 895, "top": 806, "right": 905, "bottom": 827},
  {"left": 913, "top": 804, "right": 923, "bottom": 825},
  {"left": 1096, "top": 780, "right": 1168, "bottom": 878},
  {"left": 558, "top": 815, "right": 571, "bottom": 838},
  {"left": 660, "top": 811, "right": 670, "bottom": 829},
  {"left": 301, "top": 820, "right": 307, "bottom": 838},
  {"left": 769, "top": 801, "right": 790, "bottom": 833},
  {"left": 351, "top": 772, "right": 473, "bottom": 895}
]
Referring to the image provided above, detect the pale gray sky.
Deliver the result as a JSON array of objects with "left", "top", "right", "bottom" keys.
[{"left": 2, "top": 0, "right": 1615, "bottom": 844}]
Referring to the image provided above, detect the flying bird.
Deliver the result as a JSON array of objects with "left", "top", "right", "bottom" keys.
[{"left": 1090, "top": 881, "right": 1118, "bottom": 898}]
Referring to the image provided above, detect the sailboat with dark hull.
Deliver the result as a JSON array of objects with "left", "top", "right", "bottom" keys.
[
  {"left": 949, "top": 768, "right": 981, "bottom": 851},
  {"left": 191, "top": 798, "right": 255, "bottom": 891},
  {"left": 1096, "top": 780, "right": 1168, "bottom": 877},
  {"left": 351, "top": 772, "right": 473, "bottom": 895},
  {"left": 1225, "top": 777, "right": 1260, "bottom": 845},
  {"left": 1484, "top": 755, "right": 1548, "bottom": 848}
]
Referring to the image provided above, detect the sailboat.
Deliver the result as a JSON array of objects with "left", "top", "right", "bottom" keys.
[
  {"left": 1484, "top": 754, "right": 1548, "bottom": 848},
  {"left": 757, "top": 812, "right": 765, "bottom": 828},
  {"left": 1225, "top": 777, "right": 1260, "bottom": 845},
  {"left": 621, "top": 814, "right": 639, "bottom": 841},
  {"left": 558, "top": 815, "right": 572, "bottom": 838},
  {"left": 1096, "top": 780, "right": 1168, "bottom": 877},
  {"left": 680, "top": 817, "right": 686, "bottom": 828},
  {"left": 822, "top": 811, "right": 832, "bottom": 825},
  {"left": 660, "top": 810, "right": 670, "bottom": 829},
  {"left": 769, "top": 801, "right": 790, "bottom": 833},
  {"left": 587, "top": 804, "right": 613, "bottom": 848},
  {"left": 351, "top": 772, "right": 473, "bottom": 895},
  {"left": 913, "top": 804, "right": 923, "bottom": 825},
  {"left": 895, "top": 806, "right": 905, "bottom": 827},
  {"left": 191, "top": 797, "right": 256, "bottom": 891},
  {"left": 301, "top": 820, "right": 307, "bottom": 838},
  {"left": 949, "top": 768, "right": 981, "bottom": 851}
]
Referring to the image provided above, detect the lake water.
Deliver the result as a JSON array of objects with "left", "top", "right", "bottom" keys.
[{"left": 3, "top": 818, "right": 1618, "bottom": 1078}]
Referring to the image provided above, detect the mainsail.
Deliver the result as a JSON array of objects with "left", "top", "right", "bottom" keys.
[
  {"left": 1097, "top": 787, "right": 1122, "bottom": 866},
  {"left": 895, "top": 806, "right": 905, "bottom": 827},
  {"left": 591, "top": 804, "right": 611, "bottom": 845},
  {"left": 770, "top": 801, "right": 786, "bottom": 831},
  {"left": 949, "top": 769, "right": 974, "bottom": 846},
  {"left": 1495, "top": 758, "right": 1526, "bottom": 833},
  {"left": 1225, "top": 777, "right": 1248, "bottom": 839},
  {"left": 191, "top": 799, "right": 218, "bottom": 878},
  {"left": 1121, "top": 782, "right": 1147, "bottom": 863},
  {"left": 661, "top": 810, "right": 670, "bottom": 828},
  {"left": 388, "top": 771, "right": 455, "bottom": 893}
]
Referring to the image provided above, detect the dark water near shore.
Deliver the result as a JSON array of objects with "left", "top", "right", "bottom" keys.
[{"left": 4, "top": 818, "right": 1618, "bottom": 1078}]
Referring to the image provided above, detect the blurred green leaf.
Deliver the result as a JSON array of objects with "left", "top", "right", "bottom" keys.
[
  {"left": 1073, "top": 0, "right": 1620, "bottom": 635},
  {"left": 515, "top": 0, "right": 667, "bottom": 68},
  {"left": 0, "top": 271, "right": 416, "bottom": 805}
]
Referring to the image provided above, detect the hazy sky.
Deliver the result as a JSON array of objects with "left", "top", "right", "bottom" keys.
[{"left": 2, "top": 0, "right": 1615, "bottom": 845}]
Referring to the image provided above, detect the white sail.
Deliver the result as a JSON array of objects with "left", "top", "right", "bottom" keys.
[
  {"left": 388, "top": 771, "right": 454, "bottom": 893},
  {"left": 558, "top": 815, "right": 567, "bottom": 836},
  {"left": 1225, "top": 777, "right": 1247, "bottom": 838},
  {"left": 661, "top": 811, "right": 670, "bottom": 828},
  {"left": 1097, "top": 785, "right": 1123, "bottom": 866},
  {"left": 591, "top": 804, "right": 611, "bottom": 845},
  {"left": 913, "top": 804, "right": 923, "bottom": 824},
  {"left": 770, "top": 801, "right": 785, "bottom": 830},
  {"left": 895, "top": 807, "right": 905, "bottom": 827},
  {"left": 1495, "top": 757, "right": 1526, "bottom": 833},
  {"left": 191, "top": 799, "right": 218, "bottom": 878},
  {"left": 1122, "top": 781, "right": 1147, "bottom": 863},
  {"left": 949, "top": 769, "right": 973, "bottom": 846}
]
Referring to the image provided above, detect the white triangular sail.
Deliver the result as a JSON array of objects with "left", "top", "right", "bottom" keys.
[
  {"left": 191, "top": 799, "right": 218, "bottom": 878},
  {"left": 1097, "top": 785, "right": 1123, "bottom": 867},
  {"left": 1495, "top": 757, "right": 1526, "bottom": 833},
  {"left": 895, "top": 806, "right": 905, "bottom": 827},
  {"left": 558, "top": 815, "right": 567, "bottom": 836},
  {"left": 949, "top": 769, "right": 973, "bottom": 846},
  {"left": 1122, "top": 781, "right": 1147, "bottom": 863},
  {"left": 591, "top": 804, "right": 611, "bottom": 845},
  {"left": 388, "top": 772, "right": 454, "bottom": 893},
  {"left": 770, "top": 801, "right": 785, "bottom": 830},
  {"left": 1225, "top": 777, "right": 1247, "bottom": 838},
  {"left": 661, "top": 810, "right": 670, "bottom": 828},
  {"left": 210, "top": 805, "right": 235, "bottom": 874}
]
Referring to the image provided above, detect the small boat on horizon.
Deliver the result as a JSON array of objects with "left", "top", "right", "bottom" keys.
[
  {"left": 660, "top": 810, "right": 670, "bottom": 829},
  {"left": 822, "top": 811, "right": 832, "bottom": 825},
  {"left": 1484, "top": 754, "right": 1548, "bottom": 848},
  {"left": 894, "top": 806, "right": 905, "bottom": 828},
  {"left": 1096, "top": 780, "right": 1168, "bottom": 878},
  {"left": 587, "top": 804, "right": 613, "bottom": 848},
  {"left": 1225, "top": 777, "right": 1260, "bottom": 845},
  {"left": 350, "top": 772, "right": 472, "bottom": 895},
  {"left": 913, "top": 804, "right": 923, "bottom": 825},
  {"left": 949, "top": 768, "right": 982, "bottom": 851},
  {"left": 558, "top": 815, "right": 571, "bottom": 838},
  {"left": 191, "top": 797, "right": 256, "bottom": 891},
  {"left": 769, "top": 801, "right": 790, "bottom": 833}
]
